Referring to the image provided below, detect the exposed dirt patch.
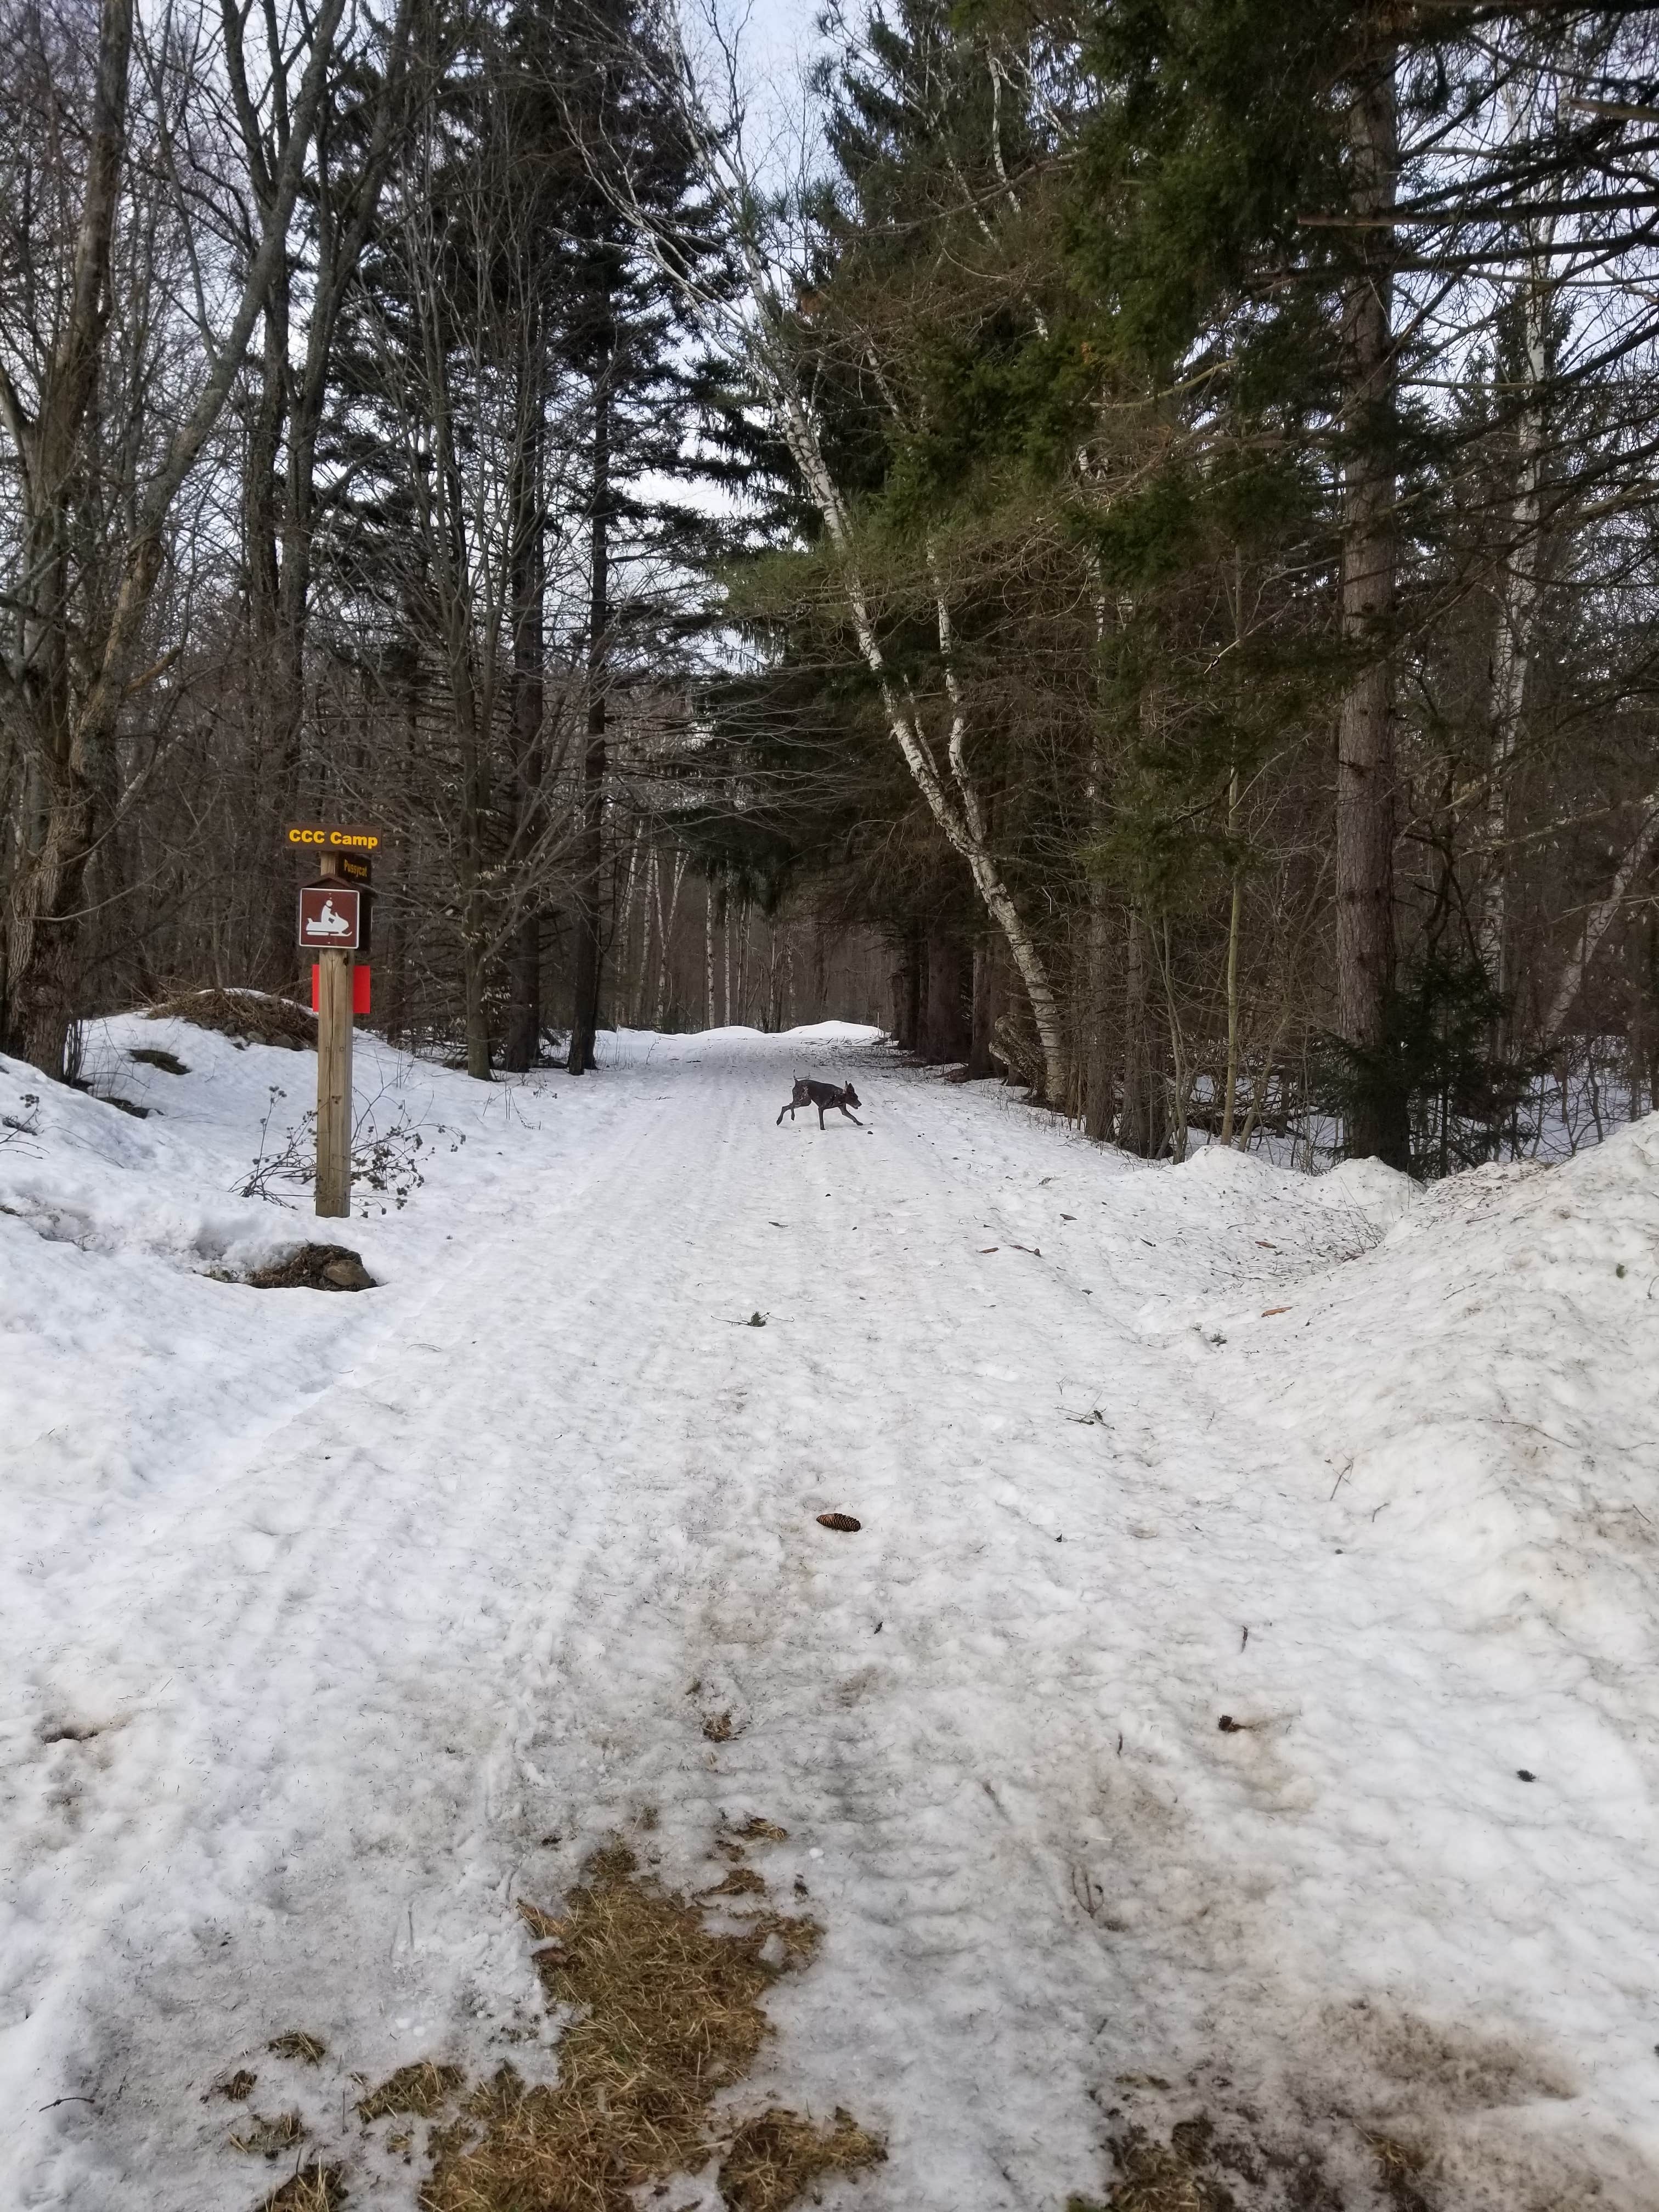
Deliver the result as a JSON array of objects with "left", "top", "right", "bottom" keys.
[
  {"left": 148, "top": 988, "right": 315, "bottom": 1050},
  {"left": 1077, "top": 2002, "right": 1632, "bottom": 2212},
  {"left": 1071, "top": 2115, "right": 1337, "bottom": 2212},
  {"left": 245, "top": 1245, "right": 375, "bottom": 1293},
  {"left": 128, "top": 1046, "right": 189, "bottom": 1075}
]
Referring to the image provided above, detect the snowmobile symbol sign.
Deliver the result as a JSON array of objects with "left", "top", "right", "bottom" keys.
[{"left": 298, "top": 883, "right": 362, "bottom": 951}]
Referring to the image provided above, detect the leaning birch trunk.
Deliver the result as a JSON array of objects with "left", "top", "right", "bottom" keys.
[
  {"left": 770, "top": 346, "right": 1066, "bottom": 1098},
  {"left": 1544, "top": 791, "right": 1659, "bottom": 1039}
]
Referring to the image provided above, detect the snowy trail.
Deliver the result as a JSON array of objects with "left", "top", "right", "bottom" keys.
[{"left": 7, "top": 1024, "right": 1659, "bottom": 2210}]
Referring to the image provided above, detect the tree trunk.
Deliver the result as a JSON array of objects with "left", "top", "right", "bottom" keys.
[
  {"left": 704, "top": 879, "right": 715, "bottom": 1028},
  {"left": 968, "top": 941, "right": 995, "bottom": 1078},
  {"left": 1480, "top": 275, "right": 1548, "bottom": 1006},
  {"left": 1480, "top": 54, "right": 1556, "bottom": 1012},
  {"left": 503, "top": 347, "right": 545, "bottom": 1074},
  {"left": 1119, "top": 906, "right": 1166, "bottom": 1158},
  {"left": 634, "top": 845, "right": 657, "bottom": 1025},
  {"left": 568, "top": 364, "right": 610, "bottom": 1075},
  {"left": 1335, "top": 45, "right": 1408, "bottom": 1167},
  {"left": 433, "top": 384, "right": 492, "bottom": 1082},
  {"left": 890, "top": 937, "right": 922, "bottom": 1052},
  {"left": 655, "top": 851, "right": 687, "bottom": 1025},
  {"left": 1220, "top": 765, "right": 1243, "bottom": 1146},
  {"left": 921, "top": 932, "right": 970, "bottom": 1062},
  {"left": 504, "top": 911, "right": 541, "bottom": 1066},
  {"left": 735, "top": 896, "right": 750, "bottom": 1025},
  {"left": 614, "top": 822, "right": 644, "bottom": 1023},
  {"left": 1084, "top": 892, "right": 1114, "bottom": 1139},
  {"left": 460, "top": 787, "right": 492, "bottom": 1081},
  {"left": 0, "top": 0, "right": 134, "bottom": 1074}
]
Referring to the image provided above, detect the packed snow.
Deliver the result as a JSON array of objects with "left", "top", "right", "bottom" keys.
[{"left": 3, "top": 1011, "right": 1657, "bottom": 2209}]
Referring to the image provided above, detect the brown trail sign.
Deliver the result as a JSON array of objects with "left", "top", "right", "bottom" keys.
[
  {"left": 288, "top": 828, "right": 380, "bottom": 1220},
  {"left": 298, "top": 884, "right": 361, "bottom": 951}
]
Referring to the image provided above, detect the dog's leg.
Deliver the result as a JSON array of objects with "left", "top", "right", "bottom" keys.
[
  {"left": 777, "top": 1100, "right": 791, "bottom": 1125},
  {"left": 839, "top": 1104, "right": 862, "bottom": 1124},
  {"left": 818, "top": 1104, "right": 827, "bottom": 1127}
]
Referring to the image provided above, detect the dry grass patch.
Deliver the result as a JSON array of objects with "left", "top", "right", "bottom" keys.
[
  {"left": 1365, "top": 2132, "right": 1431, "bottom": 2212},
  {"left": 1073, "top": 2123, "right": 1236, "bottom": 2212},
  {"left": 258, "top": 2160, "right": 346, "bottom": 2210},
  {"left": 148, "top": 987, "right": 315, "bottom": 1049},
  {"left": 358, "top": 2062, "right": 465, "bottom": 2122},
  {"left": 702, "top": 1867, "right": 768, "bottom": 1899},
  {"left": 418, "top": 1841, "right": 869, "bottom": 2212},
  {"left": 268, "top": 2031, "right": 328, "bottom": 2066},
  {"left": 720, "top": 2106, "right": 886, "bottom": 2212},
  {"left": 210, "top": 2068, "right": 258, "bottom": 2102},
  {"left": 232, "top": 2109, "right": 307, "bottom": 2158}
]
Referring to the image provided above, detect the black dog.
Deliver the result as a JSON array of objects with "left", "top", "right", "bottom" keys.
[{"left": 777, "top": 1077, "right": 862, "bottom": 1128}]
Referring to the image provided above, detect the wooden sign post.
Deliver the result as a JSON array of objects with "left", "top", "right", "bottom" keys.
[{"left": 290, "top": 826, "right": 379, "bottom": 1220}]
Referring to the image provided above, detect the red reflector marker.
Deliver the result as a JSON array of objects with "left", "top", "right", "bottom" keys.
[{"left": 312, "top": 964, "right": 371, "bottom": 1015}]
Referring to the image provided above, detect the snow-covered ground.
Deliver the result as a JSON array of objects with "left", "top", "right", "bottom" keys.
[{"left": 3, "top": 1012, "right": 1657, "bottom": 2209}]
